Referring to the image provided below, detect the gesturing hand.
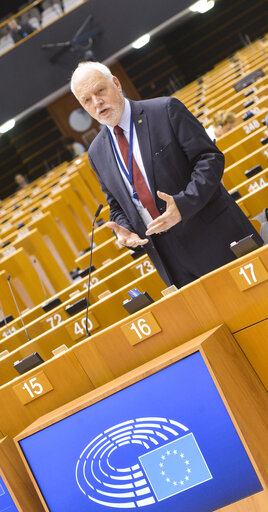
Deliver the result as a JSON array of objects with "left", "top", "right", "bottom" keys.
[
  {"left": 106, "top": 221, "right": 149, "bottom": 248},
  {"left": 145, "top": 191, "right": 182, "bottom": 236}
]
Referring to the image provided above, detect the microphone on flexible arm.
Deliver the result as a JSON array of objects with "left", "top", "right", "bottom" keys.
[
  {"left": 6, "top": 275, "right": 31, "bottom": 342},
  {"left": 85, "top": 204, "right": 103, "bottom": 337}
]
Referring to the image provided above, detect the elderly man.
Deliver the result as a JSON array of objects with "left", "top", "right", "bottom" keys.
[{"left": 71, "top": 62, "right": 262, "bottom": 288}]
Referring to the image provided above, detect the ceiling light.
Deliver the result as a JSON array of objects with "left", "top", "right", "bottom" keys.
[
  {"left": 0, "top": 119, "right": 15, "bottom": 134},
  {"left": 190, "top": 0, "right": 215, "bottom": 13},
  {"left": 132, "top": 34, "right": 150, "bottom": 49}
]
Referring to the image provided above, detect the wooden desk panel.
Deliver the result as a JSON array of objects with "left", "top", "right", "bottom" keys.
[
  {"left": 16, "top": 325, "right": 268, "bottom": 497},
  {"left": 0, "top": 436, "right": 45, "bottom": 511},
  {"left": 234, "top": 318, "right": 268, "bottom": 390},
  {"left": 72, "top": 290, "right": 207, "bottom": 387},
  {"left": 0, "top": 269, "right": 165, "bottom": 386},
  {"left": 223, "top": 146, "right": 268, "bottom": 190},
  {"left": 0, "top": 248, "right": 46, "bottom": 308},
  {"left": 237, "top": 183, "right": 268, "bottom": 218},
  {"left": 218, "top": 110, "right": 267, "bottom": 152},
  {"left": 0, "top": 351, "right": 95, "bottom": 439},
  {"left": 200, "top": 245, "right": 268, "bottom": 332},
  {"left": 228, "top": 169, "right": 268, "bottom": 199}
]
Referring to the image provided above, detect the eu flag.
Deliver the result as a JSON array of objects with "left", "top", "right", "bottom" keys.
[{"left": 139, "top": 433, "right": 212, "bottom": 502}]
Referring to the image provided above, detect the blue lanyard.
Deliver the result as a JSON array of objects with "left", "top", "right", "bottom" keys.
[{"left": 109, "top": 116, "right": 139, "bottom": 200}]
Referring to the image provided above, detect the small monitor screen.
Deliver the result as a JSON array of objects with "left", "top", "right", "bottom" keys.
[
  {"left": 0, "top": 475, "right": 18, "bottom": 512},
  {"left": 19, "top": 352, "right": 262, "bottom": 512}
]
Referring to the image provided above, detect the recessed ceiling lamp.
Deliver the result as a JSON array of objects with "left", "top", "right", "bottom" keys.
[
  {"left": 132, "top": 33, "right": 150, "bottom": 49},
  {"left": 0, "top": 119, "right": 15, "bottom": 134},
  {"left": 190, "top": 0, "right": 215, "bottom": 13}
]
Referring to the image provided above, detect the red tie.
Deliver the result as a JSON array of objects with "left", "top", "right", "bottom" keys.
[{"left": 114, "top": 125, "right": 159, "bottom": 220}]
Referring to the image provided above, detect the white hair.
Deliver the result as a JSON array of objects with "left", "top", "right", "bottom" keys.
[{"left": 71, "top": 61, "right": 113, "bottom": 97}]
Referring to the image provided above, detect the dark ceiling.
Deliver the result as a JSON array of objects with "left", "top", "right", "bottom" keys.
[
  {"left": 0, "top": 0, "right": 30, "bottom": 19},
  {"left": 0, "top": 0, "right": 193, "bottom": 125},
  {"left": 0, "top": 0, "right": 267, "bottom": 123}
]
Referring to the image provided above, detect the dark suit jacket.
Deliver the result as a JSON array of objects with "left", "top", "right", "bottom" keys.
[{"left": 88, "top": 97, "right": 262, "bottom": 286}]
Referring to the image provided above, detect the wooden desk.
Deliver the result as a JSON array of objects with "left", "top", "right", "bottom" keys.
[
  {"left": 0, "top": 268, "right": 165, "bottom": 386},
  {"left": 228, "top": 168, "right": 268, "bottom": 198},
  {"left": 237, "top": 183, "right": 268, "bottom": 218},
  {"left": 223, "top": 126, "right": 268, "bottom": 168},
  {"left": 234, "top": 318, "right": 268, "bottom": 391},
  {"left": 217, "top": 110, "right": 267, "bottom": 152},
  {"left": 0, "top": 248, "right": 46, "bottom": 309},
  {"left": 200, "top": 245, "right": 268, "bottom": 332},
  {"left": 0, "top": 436, "right": 45, "bottom": 511},
  {"left": 223, "top": 146, "right": 268, "bottom": 190},
  {"left": 15, "top": 325, "right": 268, "bottom": 511},
  {"left": 0, "top": 351, "right": 95, "bottom": 438},
  {"left": 0, "top": 249, "right": 137, "bottom": 338}
]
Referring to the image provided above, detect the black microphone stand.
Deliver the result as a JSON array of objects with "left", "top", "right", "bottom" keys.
[{"left": 85, "top": 204, "right": 103, "bottom": 337}]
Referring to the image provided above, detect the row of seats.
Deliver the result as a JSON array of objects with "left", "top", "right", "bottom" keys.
[{"left": 0, "top": 0, "right": 85, "bottom": 55}]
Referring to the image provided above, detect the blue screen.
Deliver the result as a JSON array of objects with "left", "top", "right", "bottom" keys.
[
  {"left": 0, "top": 475, "right": 18, "bottom": 512},
  {"left": 19, "top": 352, "right": 262, "bottom": 512}
]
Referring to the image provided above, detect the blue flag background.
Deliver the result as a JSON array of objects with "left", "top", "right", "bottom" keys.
[
  {"left": 140, "top": 433, "right": 212, "bottom": 501},
  {"left": 19, "top": 352, "right": 262, "bottom": 512}
]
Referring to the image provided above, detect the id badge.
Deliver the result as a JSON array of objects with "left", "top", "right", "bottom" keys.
[{"left": 139, "top": 207, "right": 153, "bottom": 226}]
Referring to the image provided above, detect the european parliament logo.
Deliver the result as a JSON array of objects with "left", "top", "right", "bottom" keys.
[{"left": 75, "top": 416, "right": 212, "bottom": 508}]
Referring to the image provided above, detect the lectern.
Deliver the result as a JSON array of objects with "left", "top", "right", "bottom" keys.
[
  {"left": 15, "top": 325, "right": 267, "bottom": 511},
  {"left": 0, "top": 436, "right": 44, "bottom": 511}
]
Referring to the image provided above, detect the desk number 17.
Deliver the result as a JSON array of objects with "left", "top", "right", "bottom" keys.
[{"left": 239, "top": 263, "right": 257, "bottom": 285}]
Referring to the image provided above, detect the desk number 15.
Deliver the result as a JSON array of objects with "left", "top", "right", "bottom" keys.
[{"left": 22, "top": 377, "right": 43, "bottom": 398}]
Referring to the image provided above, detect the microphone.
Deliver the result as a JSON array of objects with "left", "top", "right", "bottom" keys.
[
  {"left": 85, "top": 204, "right": 103, "bottom": 337},
  {"left": 94, "top": 204, "right": 103, "bottom": 219},
  {"left": 6, "top": 275, "right": 31, "bottom": 342}
]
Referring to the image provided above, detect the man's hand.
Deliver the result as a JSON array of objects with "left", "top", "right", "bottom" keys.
[
  {"left": 106, "top": 221, "right": 149, "bottom": 248},
  {"left": 145, "top": 191, "right": 182, "bottom": 236}
]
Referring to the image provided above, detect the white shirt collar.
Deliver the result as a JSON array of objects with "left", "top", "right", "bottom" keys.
[{"left": 107, "top": 99, "right": 130, "bottom": 135}]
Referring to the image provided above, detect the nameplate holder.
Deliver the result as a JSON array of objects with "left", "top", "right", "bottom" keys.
[
  {"left": 161, "top": 285, "right": 179, "bottom": 297},
  {"left": 52, "top": 345, "right": 69, "bottom": 357}
]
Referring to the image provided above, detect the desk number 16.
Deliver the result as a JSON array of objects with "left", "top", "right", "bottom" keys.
[{"left": 130, "top": 318, "right": 151, "bottom": 339}]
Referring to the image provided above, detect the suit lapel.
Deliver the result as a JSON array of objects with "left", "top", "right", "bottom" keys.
[{"left": 129, "top": 100, "right": 156, "bottom": 199}]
